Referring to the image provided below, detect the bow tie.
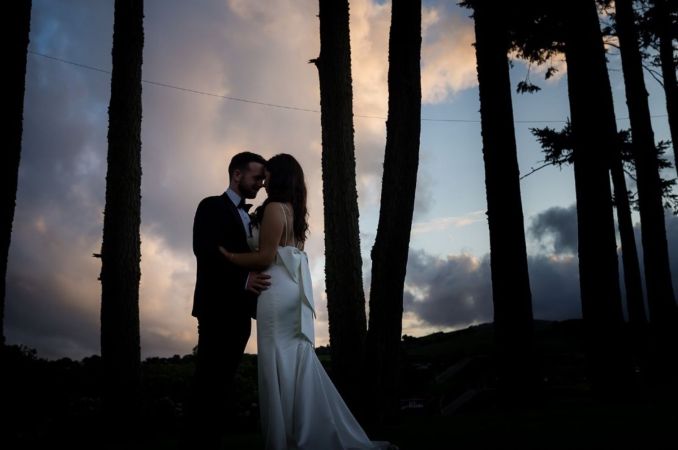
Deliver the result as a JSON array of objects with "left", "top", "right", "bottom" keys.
[{"left": 238, "top": 199, "right": 253, "bottom": 212}]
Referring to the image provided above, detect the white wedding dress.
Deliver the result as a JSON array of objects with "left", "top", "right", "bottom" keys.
[{"left": 248, "top": 205, "right": 389, "bottom": 450}]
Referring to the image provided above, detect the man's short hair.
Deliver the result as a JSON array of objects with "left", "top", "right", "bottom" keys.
[{"left": 228, "top": 151, "right": 266, "bottom": 179}]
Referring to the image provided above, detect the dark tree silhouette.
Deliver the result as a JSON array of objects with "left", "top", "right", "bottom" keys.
[
  {"left": 615, "top": 0, "right": 678, "bottom": 380},
  {"left": 311, "top": 0, "right": 367, "bottom": 411},
  {"left": 531, "top": 125, "right": 647, "bottom": 331},
  {"left": 3, "top": 1, "right": 31, "bottom": 347},
  {"left": 366, "top": 0, "right": 421, "bottom": 427},
  {"left": 561, "top": 0, "right": 631, "bottom": 389},
  {"left": 609, "top": 144, "right": 647, "bottom": 336},
  {"left": 615, "top": 0, "right": 678, "bottom": 347},
  {"left": 512, "top": 0, "right": 633, "bottom": 389},
  {"left": 637, "top": 0, "right": 678, "bottom": 178},
  {"left": 463, "top": 0, "right": 535, "bottom": 396},
  {"left": 99, "top": 0, "right": 144, "bottom": 428}
]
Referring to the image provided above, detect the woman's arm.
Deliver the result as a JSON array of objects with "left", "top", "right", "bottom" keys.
[{"left": 219, "top": 202, "right": 284, "bottom": 270}]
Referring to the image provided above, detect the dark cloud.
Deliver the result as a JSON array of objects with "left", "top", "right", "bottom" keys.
[
  {"left": 404, "top": 250, "right": 493, "bottom": 327},
  {"left": 403, "top": 211, "right": 678, "bottom": 329},
  {"left": 5, "top": 0, "right": 114, "bottom": 359},
  {"left": 403, "top": 247, "right": 582, "bottom": 328},
  {"left": 528, "top": 204, "right": 578, "bottom": 254},
  {"left": 5, "top": 270, "right": 100, "bottom": 360},
  {"left": 527, "top": 254, "right": 581, "bottom": 319}
]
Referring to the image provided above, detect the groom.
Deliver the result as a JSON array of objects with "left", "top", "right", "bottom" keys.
[{"left": 190, "top": 151, "right": 271, "bottom": 447}]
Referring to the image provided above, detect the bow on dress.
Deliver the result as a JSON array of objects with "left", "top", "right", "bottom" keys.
[{"left": 276, "top": 246, "right": 316, "bottom": 345}]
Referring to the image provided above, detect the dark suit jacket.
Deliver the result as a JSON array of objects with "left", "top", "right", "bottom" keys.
[{"left": 192, "top": 194, "right": 257, "bottom": 319}]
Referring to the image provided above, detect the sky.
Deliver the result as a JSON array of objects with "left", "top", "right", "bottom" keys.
[{"left": 6, "top": 0, "right": 677, "bottom": 360}]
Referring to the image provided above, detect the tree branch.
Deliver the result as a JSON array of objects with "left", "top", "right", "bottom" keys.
[{"left": 520, "top": 161, "right": 555, "bottom": 180}]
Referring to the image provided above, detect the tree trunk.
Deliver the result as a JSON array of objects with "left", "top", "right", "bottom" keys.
[
  {"left": 471, "top": 1, "right": 535, "bottom": 396},
  {"left": 616, "top": 0, "right": 678, "bottom": 376},
  {"left": 652, "top": 0, "right": 678, "bottom": 177},
  {"left": 2, "top": 1, "right": 31, "bottom": 347},
  {"left": 610, "top": 158, "right": 647, "bottom": 327},
  {"left": 100, "top": 0, "right": 144, "bottom": 430},
  {"left": 562, "top": 0, "right": 628, "bottom": 391},
  {"left": 366, "top": 0, "right": 421, "bottom": 427},
  {"left": 610, "top": 149, "right": 648, "bottom": 369},
  {"left": 312, "top": 0, "right": 367, "bottom": 412}
]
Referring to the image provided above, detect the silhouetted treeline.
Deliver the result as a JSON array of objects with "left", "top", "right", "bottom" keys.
[
  {"left": 4, "top": 320, "right": 677, "bottom": 448},
  {"left": 507, "top": 0, "right": 677, "bottom": 390}
]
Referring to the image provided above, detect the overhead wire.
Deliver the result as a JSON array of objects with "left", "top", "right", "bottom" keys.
[{"left": 28, "top": 50, "right": 668, "bottom": 124}]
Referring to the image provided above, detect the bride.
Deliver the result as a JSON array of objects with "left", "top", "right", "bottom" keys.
[{"left": 219, "top": 154, "right": 390, "bottom": 449}]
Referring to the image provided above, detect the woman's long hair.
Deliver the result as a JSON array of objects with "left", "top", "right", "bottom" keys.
[{"left": 254, "top": 153, "right": 309, "bottom": 244}]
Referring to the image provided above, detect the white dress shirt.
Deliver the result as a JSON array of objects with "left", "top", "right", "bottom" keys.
[
  {"left": 225, "top": 188, "right": 253, "bottom": 289},
  {"left": 225, "top": 188, "right": 252, "bottom": 238}
]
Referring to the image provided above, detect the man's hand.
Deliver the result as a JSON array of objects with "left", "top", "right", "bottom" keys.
[{"left": 246, "top": 272, "right": 271, "bottom": 295}]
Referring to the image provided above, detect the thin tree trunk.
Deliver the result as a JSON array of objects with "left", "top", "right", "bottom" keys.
[
  {"left": 610, "top": 158, "right": 646, "bottom": 328},
  {"left": 610, "top": 150, "right": 648, "bottom": 371},
  {"left": 311, "top": 0, "right": 367, "bottom": 412},
  {"left": 652, "top": 0, "right": 678, "bottom": 177},
  {"left": 616, "top": 0, "right": 678, "bottom": 376},
  {"left": 562, "top": 0, "right": 628, "bottom": 391},
  {"left": 100, "top": 0, "right": 144, "bottom": 429},
  {"left": 471, "top": 1, "right": 535, "bottom": 396},
  {"left": 366, "top": 0, "right": 421, "bottom": 428},
  {"left": 3, "top": 1, "right": 32, "bottom": 347}
]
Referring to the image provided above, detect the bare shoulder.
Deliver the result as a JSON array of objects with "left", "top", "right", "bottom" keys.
[
  {"left": 266, "top": 201, "right": 293, "bottom": 212},
  {"left": 263, "top": 202, "right": 285, "bottom": 220},
  {"left": 265, "top": 201, "right": 286, "bottom": 211}
]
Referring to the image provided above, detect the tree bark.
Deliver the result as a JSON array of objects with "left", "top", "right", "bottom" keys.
[
  {"left": 562, "top": 0, "right": 628, "bottom": 391},
  {"left": 2, "top": 1, "right": 31, "bottom": 347},
  {"left": 100, "top": 0, "right": 144, "bottom": 429},
  {"left": 471, "top": 1, "right": 535, "bottom": 396},
  {"left": 312, "top": 0, "right": 367, "bottom": 412},
  {"left": 366, "top": 0, "right": 421, "bottom": 427},
  {"left": 609, "top": 158, "right": 647, "bottom": 328},
  {"left": 610, "top": 147, "right": 648, "bottom": 370},
  {"left": 616, "top": 0, "right": 678, "bottom": 374}
]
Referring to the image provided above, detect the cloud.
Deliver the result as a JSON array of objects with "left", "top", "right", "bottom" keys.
[
  {"left": 349, "top": 0, "right": 478, "bottom": 215},
  {"left": 137, "top": 229, "right": 197, "bottom": 357},
  {"left": 402, "top": 246, "right": 582, "bottom": 331},
  {"left": 350, "top": 1, "right": 478, "bottom": 110},
  {"left": 528, "top": 204, "right": 578, "bottom": 254},
  {"left": 527, "top": 205, "right": 678, "bottom": 316},
  {"left": 403, "top": 249, "right": 493, "bottom": 328},
  {"left": 527, "top": 254, "right": 581, "bottom": 319},
  {"left": 5, "top": 207, "right": 103, "bottom": 360},
  {"left": 411, "top": 210, "right": 486, "bottom": 234},
  {"left": 421, "top": 4, "right": 477, "bottom": 103}
]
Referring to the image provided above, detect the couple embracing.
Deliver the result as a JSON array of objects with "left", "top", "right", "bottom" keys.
[{"left": 190, "top": 152, "right": 392, "bottom": 449}]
